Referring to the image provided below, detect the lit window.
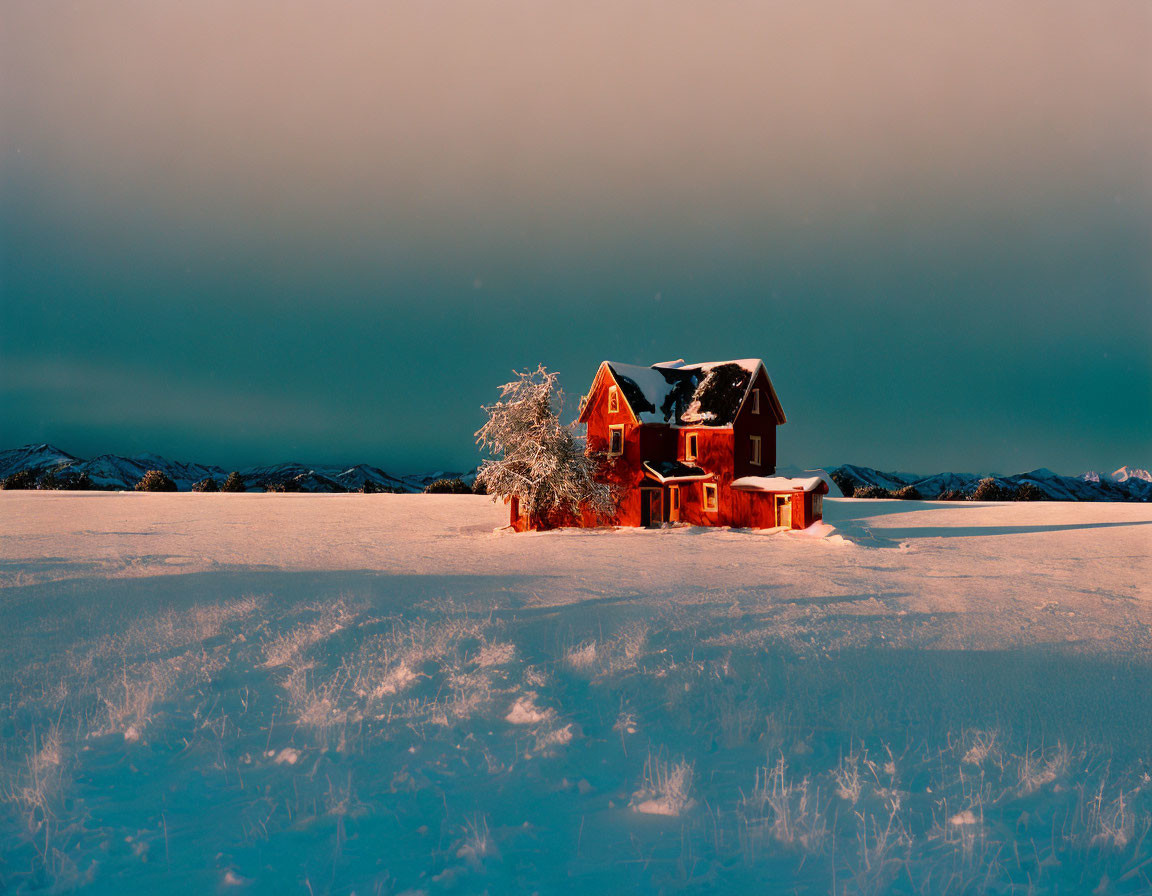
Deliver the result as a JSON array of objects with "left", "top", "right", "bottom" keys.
[
  {"left": 751, "top": 389, "right": 760, "bottom": 414},
  {"left": 608, "top": 386, "right": 619, "bottom": 414},
  {"left": 750, "top": 435, "right": 762, "bottom": 466},
  {"left": 686, "top": 432, "right": 698, "bottom": 460},
  {"left": 608, "top": 425, "right": 625, "bottom": 456},
  {"left": 703, "top": 483, "right": 718, "bottom": 511}
]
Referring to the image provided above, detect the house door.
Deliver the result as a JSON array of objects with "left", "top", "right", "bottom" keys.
[
  {"left": 668, "top": 486, "right": 680, "bottom": 523},
  {"left": 775, "top": 495, "right": 792, "bottom": 528},
  {"left": 640, "top": 489, "right": 662, "bottom": 527}
]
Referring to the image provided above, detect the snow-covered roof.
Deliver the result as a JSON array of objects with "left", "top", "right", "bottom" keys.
[
  {"left": 585, "top": 359, "right": 784, "bottom": 427},
  {"left": 730, "top": 476, "right": 829, "bottom": 494},
  {"left": 642, "top": 460, "right": 712, "bottom": 484}
]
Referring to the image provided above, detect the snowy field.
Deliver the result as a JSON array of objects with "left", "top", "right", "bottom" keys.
[{"left": 1, "top": 493, "right": 1150, "bottom": 894}]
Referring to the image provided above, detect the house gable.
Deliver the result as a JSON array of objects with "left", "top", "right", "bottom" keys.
[
  {"left": 578, "top": 362, "right": 639, "bottom": 426},
  {"left": 732, "top": 362, "right": 786, "bottom": 426}
]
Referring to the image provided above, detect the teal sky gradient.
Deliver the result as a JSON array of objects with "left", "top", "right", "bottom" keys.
[{"left": 2, "top": 1, "right": 1149, "bottom": 473}]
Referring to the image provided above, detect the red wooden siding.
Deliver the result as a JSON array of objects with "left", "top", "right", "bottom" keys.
[
  {"left": 732, "top": 366, "right": 780, "bottom": 478},
  {"left": 581, "top": 368, "right": 650, "bottom": 527}
]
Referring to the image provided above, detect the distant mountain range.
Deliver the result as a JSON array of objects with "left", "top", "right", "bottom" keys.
[
  {"left": 829, "top": 463, "right": 1151, "bottom": 502},
  {"left": 0, "top": 444, "right": 477, "bottom": 493},
  {"left": 1, "top": 444, "right": 1147, "bottom": 501}
]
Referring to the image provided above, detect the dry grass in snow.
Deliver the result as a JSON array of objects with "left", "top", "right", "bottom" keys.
[{"left": 0, "top": 492, "right": 1149, "bottom": 894}]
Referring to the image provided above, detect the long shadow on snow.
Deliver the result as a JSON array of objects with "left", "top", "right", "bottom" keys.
[
  {"left": 766, "top": 590, "right": 915, "bottom": 608},
  {"left": 874, "top": 519, "right": 1152, "bottom": 540},
  {"left": 0, "top": 556, "right": 104, "bottom": 580},
  {"left": 0, "top": 566, "right": 563, "bottom": 635},
  {"left": 826, "top": 499, "right": 990, "bottom": 522}
]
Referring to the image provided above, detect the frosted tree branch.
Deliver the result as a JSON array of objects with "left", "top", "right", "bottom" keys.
[{"left": 475, "top": 365, "right": 620, "bottom": 526}]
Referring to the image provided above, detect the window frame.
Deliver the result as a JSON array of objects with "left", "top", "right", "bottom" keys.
[
  {"left": 608, "top": 385, "right": 619, "bottom": 414},
  {"left": 750, "top": 435, "right": 762, "bottom": 466},
  {"left": 608, "top": 424, "right": 625, "bottom": 457},
  {"left": 751, "top": 388, "right": 760, "bottom": 414},
  {"left": 702, "top": 482, "right": 718, "bottom": 512},
  {"left": 685, "top": 432, "right": 698, "bottom": 461}
]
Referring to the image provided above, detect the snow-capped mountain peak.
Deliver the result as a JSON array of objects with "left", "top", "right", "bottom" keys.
[
  {"left": 0, "top": 444, "right": 80, "bottom": 480},
  {"left": 1111, "top": 466, "right": 1151, "bottom": 483}
]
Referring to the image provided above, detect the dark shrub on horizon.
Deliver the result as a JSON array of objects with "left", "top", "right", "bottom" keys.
[
  {"left": 893, "top": 484, "right": 923, "bottom": 500},
  {"left": 937, "top": 489, "right": 968, "bottom": 501},
  {"left": 136, "top": 470, "right": 177, "bottom": 492},
  {"left": 1014, "top": 482, "right": 1045, "bottom": 501},
  {"left": 360, "top": 481, "right": 405, "bottom": 494},
  {"left": 35, "top": 470, "right": 63, "bottom": 490},
  {"left": 221, "top": 472, "right": 246, "bottom": 492},
  {"left": 33, "top": 468, "right": 82, "bottom": 490},
  {"left": 471, "top": 477, "right": 488, "bottom": 495},
  {"left": 264, "top": 478, "right": 302, "bottom": 493},
  {"left": 192, "top": 477, "right": 219, "bottom": 492},
  {"left": 43, "top": 470, "right": 94, "bottom": 491},
  {"left": 854, "top": 485, "right": 893, "bottom": 499},
  {"left": 971, "top": 477, "right": 1012, "bottom": 502},
  {"left": 2, "top": 469, "right": 40, "bottom": 490},
  {"left": 424, "top": 478, "right": 471, "bottom": 494}
]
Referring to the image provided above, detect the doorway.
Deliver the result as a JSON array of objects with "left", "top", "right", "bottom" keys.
[
  {"left": 775, "top": 495, "right": 792, "bottom": 528},
  {"left": 668, "top": 486, "right": 680, "bottom": 523},
  {"left": 639, "top": 488, "right": 662, "bottom": 527}
]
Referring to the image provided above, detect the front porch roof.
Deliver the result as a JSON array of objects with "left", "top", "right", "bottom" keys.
[{"left": 642, "top": 460, "right": 712, "bottom": 484}]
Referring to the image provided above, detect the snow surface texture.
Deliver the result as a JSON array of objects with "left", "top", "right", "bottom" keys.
[{"left": 1, "top": 493, "right": 1150, "bottom": 893}]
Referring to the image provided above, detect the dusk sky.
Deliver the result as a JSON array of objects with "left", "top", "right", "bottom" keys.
[{"left": 2, "top": 0, "right": 1149, "bottom": 475}]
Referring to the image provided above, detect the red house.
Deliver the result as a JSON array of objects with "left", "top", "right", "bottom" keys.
[{"left": 509, "top": 359, "right": 829, "bottom": 531}]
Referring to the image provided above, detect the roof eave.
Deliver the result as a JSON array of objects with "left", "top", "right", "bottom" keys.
[{"left": 644, "top": 472, "right": 715, "bottom": 484}]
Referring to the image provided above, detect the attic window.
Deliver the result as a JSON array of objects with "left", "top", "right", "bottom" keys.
[
  {"left": 608, "top": 424, "right": 625, "bottom": 457},
  {"left": 703, "top": 483, "right": 718, "bottom": 512},
  {"left": 608, "top": 385, "right": 619, "bottom": 414},
  {"left": 751, "top": 389, "right": 760, "bottom": 414},
  {"left": 686, "top": 432, "right": 698, "bottom": 461},
  {"left": 750, "top": 435, "right": 762, "bottom": 466}
]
